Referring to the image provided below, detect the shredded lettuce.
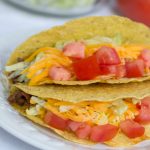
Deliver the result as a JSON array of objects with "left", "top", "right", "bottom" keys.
[
  {"left": 112, "top": 34, "right": 122, "bottom": 46},
  {"left": 112, "top": 99, "right": 128, "bottom": 115},
  {"left": 26, "top": 96, "right": 45, "bottom": 116},
  {"left": 8, "top": 70, "right": 22, "bottom": 79},
  {"left": 55, "top": 40, "right": 75, "bottom": 50},
  {"left": 34, "top": 52, "right": 45, "bottom": 62},
  {"left": 55, "top": 35, "right": 123, "bottom": 50},
  {"left": 97, "top": 113, "right": 108, "bottom": 125},
  {"left": 30, "top": 96, "right": 45, "bottom": 106},
  {"left": 5, "top": 62, "right": 29, "bottom": 72},
  {"left": 85, "top": 35, "right": 122, "bottom": 46},
  {"left": 16, "top": 74, "right": 28, "bottom": 83},
  {"left": 26, "top": 106, "right": 42, "bottom": 116},
  {"left": 59, "top": 105, "right": 73, "bottom": 112}
]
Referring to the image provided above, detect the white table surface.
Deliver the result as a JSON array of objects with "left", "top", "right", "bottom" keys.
[{"left": 0, "top": 0, "right": 114, "bottom": 149}]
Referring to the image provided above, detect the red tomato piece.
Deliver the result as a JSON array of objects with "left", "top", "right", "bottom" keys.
[
  {"left": 125, "top": 59, "right": 145, "bottom": 78},
  {"left": 141, "top": 97, "right": 150, "bottom": 108},
  {"left": 44, "top": 111, "right": 68, "bottom": 130},
  {"left": 63, "top": 42, "right": 85, "bottom": 58},
  {"left": 75, "top": 124, "right": 91, "bottom": 139},
  {"left": 139, "top": 49, "right": 150, "bottom": 67},
  {"left": 72, "top": 55, "right": 100, "bottom": 80},
  {"left": 136, "top": 96, "right": 150, "bottom": 109},
  {"left": 136, "top": 97, "right": 150, "bottom": 109},
  {"left": 120, "top": 119, "right": 145, "bottom": 138},
  {"left": 99, "top": 65, "right": 117, "bottom": 75},
  {"left": 95, "top": 46, "right": 121, "bottom": 65},
  {"left": 90, "top": 124, "right": 118, "bottom": 142},
  {"left": 115, "top": 65, "right": 126, "bottom": 78},
  {"left": 99, "top": 65, "right": 126, "bottom": 78},
  {"left": 135, "top": 97, "right": 150, "bottom": 123},
  {"left": 67, "top": 120, "right": 83, "bottom": 132},
  {"left": 49, "top": 66, "right": 71, "bottom": 81},
  {"left": 134, "top": 107, "right": 150, "bottom": 124}
]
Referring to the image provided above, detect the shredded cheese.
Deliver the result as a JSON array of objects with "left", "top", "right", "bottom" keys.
[
  {"left": 27, "top": 96, "right": 139, "bottom": 125},
  {"left": 13, "top": 43, "right": 150, "bottom": 86},
  {"left": 23, "top": 47, "right": 72, "bottom": 85}
]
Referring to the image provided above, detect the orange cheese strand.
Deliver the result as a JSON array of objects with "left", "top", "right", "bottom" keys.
[
  {"left": 28, "top": 68, "right": 49, "bottom": 86},
  {"left": 25, "top": 47, "right": 63, "bottom": 62}
]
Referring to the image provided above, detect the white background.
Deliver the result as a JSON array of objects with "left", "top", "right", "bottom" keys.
[{"left": 0, "top": 0, "right": 115, "bottom": 149}]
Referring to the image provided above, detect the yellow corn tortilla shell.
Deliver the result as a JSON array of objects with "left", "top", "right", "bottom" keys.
[
  {"left": 10, "top": 92, "right": 150, "bottom": 147},
  {"left": 6, "top": 16, "right": 150, "bottom": 85},
  {"left": 15, "top": 80, "right": 150, "bottom": 102}
]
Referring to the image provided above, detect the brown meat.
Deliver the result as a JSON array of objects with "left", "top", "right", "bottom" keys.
[{"left": 8, "top": 91, "right": 31, "bottom": 106}]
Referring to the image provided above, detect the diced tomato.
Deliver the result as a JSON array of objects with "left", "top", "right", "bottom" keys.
[
  {"left": 135, "top": 97, "right": 150, "bottom": 124},
  {"left": 141, "top": 97, "right": 150, "bottom": 108},
  {"left": 136, "top": 96, "right": 150, "bottom": 109},
  {"left": 115, "top": 65, "right": 126, "bottom": 78},
  {"left": 44, "top": 111, "right": 68, "bottom": 130},
  {"left": 139, "top": 49, "right": 150, "bottom": 67},
  {"left": 120, "top": 119, "right": 145, "bottom": 138},
  {"left": 99, "top": 65, "right": 117, "bottom": 75},
  {"left": 90, "top": 124, "right": 118, "bottom": 142},
  {"left": 67, "top": 120, "right": 83, "bottom": 132},
  {"left": 73, "top": 55, "right": 100, "bottom": 80},
  {"left": 49, "top": 66, "right": 71, "bottom": 81},
  {"left": 125, "top": 59, "right": 145, "bottom": 78},
  {"left": 70, "top": 57, "right": 82, "bottom": 62},
  {"left": 75, "top": 124, "right": 91, "bottom": 139},
  {"left": 99, "top": 65, "right": 126, "bottom": 78},
  {"left": 134, "top": 106, "right": 150, "bottom": 124},
  {"left": 95, "top": 46, "right": 121, "bottom": 65},
  {"left": 63, "top": 42, "right": 85, "bottom": 59}
]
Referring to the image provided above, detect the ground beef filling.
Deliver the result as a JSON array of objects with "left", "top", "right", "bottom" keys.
[{"left": 8, "top": 91, "right": 31, "bottom": 106}]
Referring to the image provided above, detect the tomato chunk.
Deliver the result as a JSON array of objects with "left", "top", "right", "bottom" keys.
[
  {"left": 135, "top": 97, "right": 150, "bottom": 124},
  {"left": 44, "top": 111, "right": 68, "bottom": 130},
  {"left": 99, "top": 65, "right": 126, "bottom": 78},
  {"left": 95, "top": 46, "right": 121, "bottom": 65},
  {"left": 141, "top": 97, "right": 150, "bottom": 108},
  {"left": 120, "top": 119, "right": 145, "bottom": 138},
  {"left": 125, "top": 59, "right": 145, "bottom": 78},
  {"left": 49, "top": 66, "right": 71, "bottom": 81},
  {"left": 63, "top": 42, "right": 85, "bottom": 58},
  {"left": 99, "top": 65, "right": 116, "bottom": 75},
  {"left": 75, "top": 124, "right": 91, "bottom": 139},
  {"left": 115, "top": 65, "right": 126, "bottom": 78},
  {"left": 139, "top": 49, "right": 150, "bottom": 67},
  {"left": 134, "top": 107, "right": 150, "bottom": 124},
  {"left": 73, "top": 55, "right": 100, "bottom": 80},
  {"left": 67, "top": 120, "right": 83, "bottom": 132},
  {"left": 90, "top": 124, "right": 118, "bottom": 142}
]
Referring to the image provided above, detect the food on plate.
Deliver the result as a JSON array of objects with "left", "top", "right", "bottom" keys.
[
  {"left": 8, "top": 81, "right": 150, "bottom": 147},
  {"left": 5, "top": 16, "right": 150, "bottom": 85},
  {"left": 5, "top": 16, "right": 150, "bottom": 147}
]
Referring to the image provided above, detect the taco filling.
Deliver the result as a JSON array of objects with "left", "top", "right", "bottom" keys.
[
  {"left": 8, "top": 90, "right": 150, "bottom": 143},
  {"left": 5, "top": 36, "right": 150, "bottom": 85}
]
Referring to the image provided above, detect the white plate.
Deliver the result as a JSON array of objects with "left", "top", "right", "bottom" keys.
[{"left": 0, "top": 27, "right": 150, "bottom": 150}]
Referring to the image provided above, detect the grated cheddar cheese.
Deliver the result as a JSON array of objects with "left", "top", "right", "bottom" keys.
[{"left": 16, "top": 43, "right": 150, "bottom": 86}]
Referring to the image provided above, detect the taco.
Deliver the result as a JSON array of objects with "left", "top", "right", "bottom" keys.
[
  {"left": 8, "top": 81, "right": 150, "bottom": 147},
  {"left": 5, "top": 16, "right": 150, "bottom": 86}
]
